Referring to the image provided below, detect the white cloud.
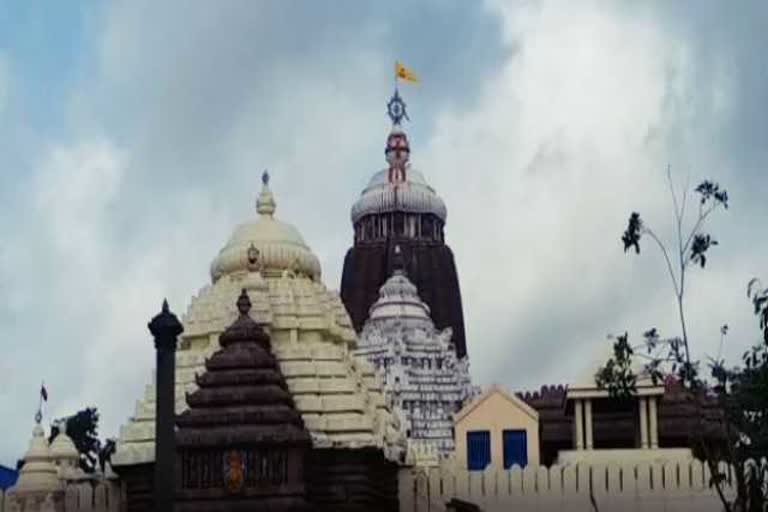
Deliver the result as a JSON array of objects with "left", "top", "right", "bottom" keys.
[
  {"left": 420, "top": 1, "right": 755, "bottom": 389},
  {"left": 2, "top": 0, "right": 767, "bottom": 465}
]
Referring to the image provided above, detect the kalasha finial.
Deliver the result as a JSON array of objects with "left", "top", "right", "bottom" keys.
[
  {"left": 236, "top": 289, "right": 252, "bottom": 316},
  {"left": 148, "top": 299, "right": 184, "bottom": 350},
  {"left": 387, "top": 89, "right": 409, "bottom": 125},
  {"left": 257, "top": 170, "right": 276, "bottom": 216}
]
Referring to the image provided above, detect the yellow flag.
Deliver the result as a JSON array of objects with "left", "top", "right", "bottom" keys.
[{"left": 395, "top": 61, "right": 419, "bottom": 83}]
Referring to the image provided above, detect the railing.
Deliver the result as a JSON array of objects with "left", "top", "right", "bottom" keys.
[
  {"left": 0, "top": 480, "right": 121, "bottom": 512},
  {"left": 400, "top": 460, "right": 737, "bottom": 512}
]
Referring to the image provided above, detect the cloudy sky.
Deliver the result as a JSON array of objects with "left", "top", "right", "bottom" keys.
[{"left": 1, "top": 1, "right": 766, "bottom": 465}]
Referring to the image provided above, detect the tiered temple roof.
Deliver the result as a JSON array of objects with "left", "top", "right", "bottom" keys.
[
  {"left": 355, "top": 257, "right": 476, "bottom": 455},
  {"left": 6, "top": 421, "right": 62, "bottom": 510},
  {"left": 175, "top": 289, "right": 310, "bottom": 511},
  {"left": 113, "top": 174, "right": 405, "bottom": 468},
  {"left": 176, "top": 289, "right": 310, "bottom": 447}
]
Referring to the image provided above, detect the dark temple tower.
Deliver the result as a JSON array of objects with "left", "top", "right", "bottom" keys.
[{"left": 340, "top": 90, "right": 468, "bottom": 358}]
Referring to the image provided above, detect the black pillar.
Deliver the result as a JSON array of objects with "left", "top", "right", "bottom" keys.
[{"left": 149, "top": 299, "right": 183, "bottom": 512}]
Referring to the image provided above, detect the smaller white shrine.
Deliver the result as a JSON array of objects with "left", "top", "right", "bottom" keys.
[
  {"left": 5, "top": 420, "right": 63, "bottom": 512},
  {"left": 354, "top": 249, "right": 477, "bottom": 455}
]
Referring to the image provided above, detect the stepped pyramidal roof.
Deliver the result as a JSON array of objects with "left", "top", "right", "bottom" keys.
[{"left": 176, "top": 289, "right": 310, "bottom": 447}]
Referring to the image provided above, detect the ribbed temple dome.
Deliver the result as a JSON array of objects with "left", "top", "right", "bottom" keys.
[
  {"left": 350, "top": 126, "right": 447, "bottom": 224},
  {"left": 368, "top": 270, "right": 431, "bottom": 321},
  {"left": 210, "top": 172, "right": 322, "bottom": 282},
  {"left": 11, "top": 423, "right": 60, "bottom": 495}
]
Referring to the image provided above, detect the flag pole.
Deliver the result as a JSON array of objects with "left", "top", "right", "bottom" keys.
[
  {"left": 35, "top": 381, "right": 44, "bottom": 424},
  {"left": 394, "top": 61, "right": 398, "bottom": 95}
]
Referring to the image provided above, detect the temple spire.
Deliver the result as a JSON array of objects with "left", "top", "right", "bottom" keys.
[
  {"left": 257, "top": 170, "right": 276, "bottom": 217},
  {"left": 385, "top": 92, "right": 411, "bottom": 184}
]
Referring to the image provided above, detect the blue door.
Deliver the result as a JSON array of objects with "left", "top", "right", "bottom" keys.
[
  {"left": 503, "top": 430, "right": 528, "bottom": 469},
  {"left": 466, "top": 431, "right": 491, "bottom": 471}
]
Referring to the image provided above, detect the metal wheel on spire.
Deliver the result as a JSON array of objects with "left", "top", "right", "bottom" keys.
[
  {"left": 388, "top": 61, "right": 418, "bottom": 125},
  {"left": 387, "top": 90, "right": 409, "bottom": 125}
]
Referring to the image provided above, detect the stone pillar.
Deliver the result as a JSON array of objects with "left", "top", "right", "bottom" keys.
[
  {"left": 149, "top": 300, "right": 183, "bottom": 512},
  {"left": 574, "top": 400, "right": 584, "bottom": 450},
  {"left": 584, "top": 399, "right": 594, "bottom": 450},
  {"left": 648, "top": 396, "right": 659, "bottom": 449},
  {"left": 638, "top": 397, "right": 649, "bottom": 449}
]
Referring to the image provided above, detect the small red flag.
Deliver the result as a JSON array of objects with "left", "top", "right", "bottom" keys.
[{"left": 41, "top": 384, "right": 48, "bottom": 402}]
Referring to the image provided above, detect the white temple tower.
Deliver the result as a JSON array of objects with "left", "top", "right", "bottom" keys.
[{"left": 354, "top": 247, "right": 477, "bottom": 456}]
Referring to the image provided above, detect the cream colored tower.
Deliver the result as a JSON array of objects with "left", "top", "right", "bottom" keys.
[
  {"left": 113, "top": 173, "right": 405, "bottom": 467},
  {"left": 5, "top": 422, "right": 63, "bottom": 512}
]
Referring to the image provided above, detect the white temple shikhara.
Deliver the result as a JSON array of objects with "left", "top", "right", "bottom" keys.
[
  {"left": 354, "top": 248, "right": 477, "bottom": 456},
  {"left": 113, "top": 173, "right": 406, "bottom": 468}
]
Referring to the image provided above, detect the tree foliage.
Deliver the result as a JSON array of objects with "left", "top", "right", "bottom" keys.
[
  {"left": 49, "top": 407, "right": 116, "bottom": 474},
  {"left": 598, "top": 169, "right": 768, "bottom": 511}
]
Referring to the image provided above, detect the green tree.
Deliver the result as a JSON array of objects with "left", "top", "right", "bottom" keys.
[
  {"left": 49, "top": 407, "right": 116, "bottom": 474},
  {"left": 597, "top": 167, "right": 767, "bottom": 511}
]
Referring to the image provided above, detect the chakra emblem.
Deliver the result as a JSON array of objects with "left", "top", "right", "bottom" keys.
[
  {"left": 224, "top": 450, "right": 245, "bottom": 494},
  {"left": 387, "top": 90, "right": 409, "bottom": 125}
]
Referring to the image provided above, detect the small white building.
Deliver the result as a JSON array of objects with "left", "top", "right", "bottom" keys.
[
  {"left": 354, "top": 256, "right": 477, "bottom": 455},
  {"left": 453, "top": 385, "right": 540, "bottom": 471}
]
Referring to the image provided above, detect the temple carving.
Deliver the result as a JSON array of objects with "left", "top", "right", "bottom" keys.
[
  {"left": 354, "top": 249, "right": 477, "bottom": 456},
  {"left": 175, "top": 289, "right": 311, "bottom": 511}
]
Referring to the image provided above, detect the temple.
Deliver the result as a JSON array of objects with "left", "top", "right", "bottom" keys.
[
  {"left": 1, "top": 84, "right": 736, "bottom": 512},
  {"left": 353, "top": 247, "right": 477, "bottom": 456},
  {"left": 112, "top": 173, "right": 405, "bottom": 511},
  {"left": 340, "top": 90, "right": 469, "bottom": 359},
  {"left": 175, "top": 289, "right": 311, "bottom": 511}
]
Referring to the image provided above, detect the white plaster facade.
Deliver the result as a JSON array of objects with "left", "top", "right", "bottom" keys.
[
  {"left": 5, "top": 423, "right": 63, "bottom": 512},
  {"left": 112, "top": 176, "right": 406, "bottom": 468},
  {"left": 354, "top": 266, "right": 476, "bottom": 456},
  {"left": 453, "top": 385, "right": 541, "bottom": 469}
]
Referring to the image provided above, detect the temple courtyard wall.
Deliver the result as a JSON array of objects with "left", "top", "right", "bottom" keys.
[
  {"left": 0, "top": 459, "right": 737, "bottom": 512},
  {"left": 0, "top": 479, "right": 121, "bottom": 512},
  {"left": 399, "top": 458, "right": 736, "bottom": 512}
]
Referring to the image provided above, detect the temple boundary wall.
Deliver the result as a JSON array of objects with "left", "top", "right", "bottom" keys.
[
  {"left": 0, "top": 480, "right": 121, "bottom": 512},
  {"left": 0, "top": 460, "right": 739, "bottom": 512},
  {"left": 399, "top": 459, "right": 737, "bottom": 512}
]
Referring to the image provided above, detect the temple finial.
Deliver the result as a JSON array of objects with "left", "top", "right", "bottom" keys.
[
  {"left": 148, "top": 299, "right": 184, "bottom": 349},
  {"left": 256, "top": 170, "right": 276, "bottom": 216}
]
